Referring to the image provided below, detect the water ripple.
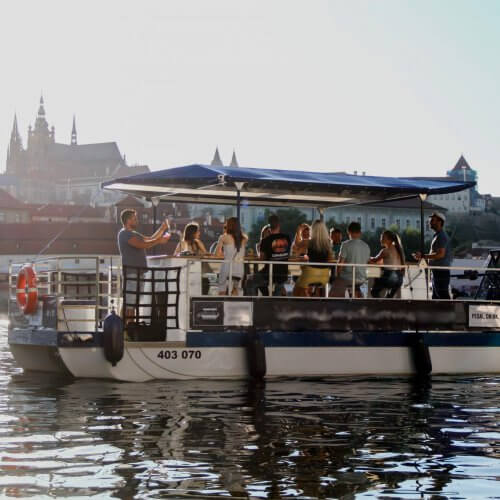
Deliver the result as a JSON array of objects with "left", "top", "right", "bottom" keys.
[{"left": 0, "top": 323, "right": 499, "bottom": 497}]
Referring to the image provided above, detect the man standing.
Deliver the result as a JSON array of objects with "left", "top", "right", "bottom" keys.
[
  {"left": 246, "top": 214, "right": 291, "bottom": 296},
  {"left": 412, "top": 211, "right": 451, "bottom": 299},
  {"left": 331, "top": 222, "right": 370, "bottom": 297},
  {"left": 118, "top": 209, "right": 171, "bottom": 321},
  {"left": 118, "top": 209, "right": 171, "bottom": 268}
]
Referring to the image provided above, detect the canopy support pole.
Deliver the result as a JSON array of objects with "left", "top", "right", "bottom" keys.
[
  {"left": 151, "top": 197, "right": 160, "bottom": 255},
  {"left": 234, "top": 182, "right": 245, "bottom": 224},
  {"left": 419, "top": 194, "right": 427, "bottom": 254}
]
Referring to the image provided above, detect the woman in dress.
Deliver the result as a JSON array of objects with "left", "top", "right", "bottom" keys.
[
  {"left": 215, "top": 217, "right": 248, "bottom": 296},
  {"left": 174, "top": 222, "right": 207, "bottom": 256},
  {"left": 293, "top": 220, "right": 333, "bottom": 296},
  {"left": 369, "top": 230, "right": 405, "bottom": 298}
]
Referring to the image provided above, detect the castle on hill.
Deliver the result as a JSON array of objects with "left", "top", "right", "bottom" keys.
[{"left": 2, "top": 96, "right": 149, "bottom": 205}]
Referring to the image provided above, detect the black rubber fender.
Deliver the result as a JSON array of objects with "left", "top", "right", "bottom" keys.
[
  {"left": 410, "top": 333, "right": 432, "bottom": 377},
  {"left": 246, "top": 327, "right": 266, "bottom": 380},
  {"left": 103, "top": 311, "right": 124, "bottom": 366}
]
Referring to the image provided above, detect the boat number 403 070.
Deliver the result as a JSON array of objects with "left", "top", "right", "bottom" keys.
[{"left": 157, "top": 350, "right": 202, "bottom": 360}]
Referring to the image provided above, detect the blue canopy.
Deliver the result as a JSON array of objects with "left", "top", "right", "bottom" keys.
[{"left": 102, "top": 164, "right": 475, "bottom": 207}]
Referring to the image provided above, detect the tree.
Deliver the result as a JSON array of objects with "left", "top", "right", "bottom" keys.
[{"left": 247, "top": 207, "right": 310, "bottom": 249}]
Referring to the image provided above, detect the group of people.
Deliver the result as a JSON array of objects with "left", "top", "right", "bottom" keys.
[{"left": 118, "top": 208, "right": 452, "bottom": 300}]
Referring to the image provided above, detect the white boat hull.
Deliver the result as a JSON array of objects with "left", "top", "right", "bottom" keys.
[{"left": 51, "top": 344, "right": 500, "bottom": 382}]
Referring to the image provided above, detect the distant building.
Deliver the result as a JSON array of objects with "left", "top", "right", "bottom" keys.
[
  {"left": 2, "top": 96, "right": 149, "bottom": 205},
  {"left": 427, "top": 155, "right": 485, "bottom": 214},
  {"left": 324, "top": 198, "right": 445, "bottom": 236},
  {"left": 0, "top": 189, "right": 30, "bottom": 223}
]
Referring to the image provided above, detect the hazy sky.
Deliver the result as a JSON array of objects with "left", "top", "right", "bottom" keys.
[{"left": 2, "top": 0, "right": 499, "bottom": 194}]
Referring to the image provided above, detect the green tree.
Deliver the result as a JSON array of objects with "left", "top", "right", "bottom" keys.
[{"left": 247, "top": 207, "right": 310, "bottom": 249}]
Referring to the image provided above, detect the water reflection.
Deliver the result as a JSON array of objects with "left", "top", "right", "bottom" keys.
[{"left": 0, "top": 322, "right": 499, "bottom": 498}]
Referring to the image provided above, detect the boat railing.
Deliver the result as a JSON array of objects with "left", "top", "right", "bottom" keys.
[
  {"left": 8, "top": 255, "right": 499, "bottom": 336},
  {"left": 182, "top": 257, "right": 500, "bottom": 302},
  {"left": 8, "top": 256, "right": 123, "bottom": 332}
]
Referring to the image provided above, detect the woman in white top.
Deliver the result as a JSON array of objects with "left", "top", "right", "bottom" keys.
[
  {"left": 174, "top": 222, "right": 207, "bottom": 256},
  {"left": 215, "top": 217, "right": 248, "bottom": 295}
]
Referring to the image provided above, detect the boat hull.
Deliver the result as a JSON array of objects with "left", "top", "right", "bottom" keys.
[
  {"left": 17, "top": 329, "right": 496, "bottom": 381},
  {"left": 56, "top": 343, "right": 500, "bottom": 382}
]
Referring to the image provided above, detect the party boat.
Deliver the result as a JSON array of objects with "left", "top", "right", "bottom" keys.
[{"left": 7, "top": 164, "right": 500, "bottom": 381}]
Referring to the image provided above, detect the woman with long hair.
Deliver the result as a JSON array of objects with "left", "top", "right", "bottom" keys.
[
  {"left": 256, "top": 223, "right": 271, "bottom": 256},
  {"left": 215, "top": 217, "right": 248, "bottom": 295},
  {"left": 369, "top": 230, "right": 405, "bottom": 298},
  {"left": 293, "top": 220, "right": 333, "bottom": 296},
  {"left": 174, "top": 222, "right": 207, "bottom": 256},
  {"left": 291, "top": 223, "right": 311, "bottom": 258}
]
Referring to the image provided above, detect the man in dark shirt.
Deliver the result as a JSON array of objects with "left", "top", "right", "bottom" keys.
[
  {"left": 245, "top": 214, "right": 291, "bottom": 296},
  {"left": 412, "top": 211, "right": 451, "bottom": 299}
]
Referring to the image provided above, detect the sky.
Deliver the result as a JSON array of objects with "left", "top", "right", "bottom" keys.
[{"left": 1, "top": 0, "right": 500, "bottom": 194}]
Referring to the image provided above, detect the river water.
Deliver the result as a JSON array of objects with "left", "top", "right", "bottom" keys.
[{"left": 0, "top": 318, "right": 499, "bottom": 498}]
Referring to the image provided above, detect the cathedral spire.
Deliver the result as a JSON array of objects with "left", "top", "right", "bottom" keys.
[
  {"left": 7, "top": 113, "right": 22, "bottom": 172},
  {"left": 38, "top": 94, "right": 46, "bottom": 117},
  {"left": 229, "top": 149, "right": 239, "bottom": 167},
  {"left": 71, "top": 115, "right": 77, "bottom": 145},
  {"left": 34, "top": 94, "right": 49, "bottom": 136},
  {"left": 9, "top": 113, "right": 22, "bottom": 150},
  {"left": 211, "top": 147, "right": 223, "bottom": 166},
  {"left": 10, "top": 114, "right": 20, "bottom": 141}
]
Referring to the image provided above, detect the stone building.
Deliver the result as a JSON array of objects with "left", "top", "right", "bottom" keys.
[
  {"left": 427, "top": 155, "right": 484, "bottom": 214},
  {"left": 3, "top": 96, "right": 149, "bottom": 205}
]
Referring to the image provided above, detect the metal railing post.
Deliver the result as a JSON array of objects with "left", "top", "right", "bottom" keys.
[
  {"left": 185, "top": 260, "right": 191, "bottom": 330},
  {"left": 352, "top": 264, "right": 356, "bottom": 298},
  {"left": 95, "top": 257, "right": 100, "bottom": 332},
  {"left": 268, "top": 263, "right": 274, "bottom": 296}
]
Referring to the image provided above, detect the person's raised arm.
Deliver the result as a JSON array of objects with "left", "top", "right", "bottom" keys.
[
  {"left": 147, "top": 220, "right": 169, "bottom": 242},
  {"left": 127, "top": 234, "right": 164, "bottom": 250}
]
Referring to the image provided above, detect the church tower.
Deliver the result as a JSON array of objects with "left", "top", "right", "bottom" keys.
[
  {"left": 6, "top": 114, "right": 23, "bottom": 175},
  {"left": 27, "top": 95, "right": 54, "bottom": 174},
  {"left": 71, "top": 115, "right": 77, "bottom": 145},
  {"left": 211, "top": 147, "right": 224, "bottom": 166}
]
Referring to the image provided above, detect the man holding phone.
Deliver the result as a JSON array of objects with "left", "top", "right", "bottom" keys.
[
  {"left": 118, "top": 209, "right": 171, "bottom": 267},
  {"left": 118, "top": 209, "right": 171, "bottom": 321}
]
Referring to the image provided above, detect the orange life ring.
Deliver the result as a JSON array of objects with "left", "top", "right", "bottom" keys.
[{"left": 16, "top": 265, "right": 38, "bottom": 315}]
